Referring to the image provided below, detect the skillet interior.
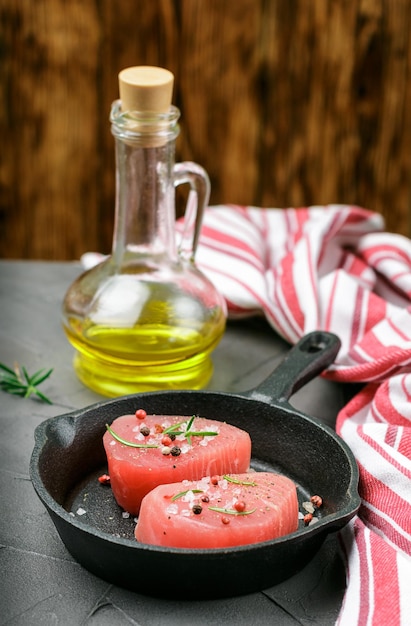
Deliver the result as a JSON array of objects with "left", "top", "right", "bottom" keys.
[{"left": 31, "top": 390, "right": 360, "bottom": 599}]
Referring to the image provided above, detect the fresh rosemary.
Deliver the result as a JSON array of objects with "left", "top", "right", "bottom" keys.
[
  {"left": 105, "top": 423, "right": 159, "bottom": 448},
  {"left": 163, "top": 415, "right": 218, "bottom": 444},
  {"left": 223, "top": 475, "right": 257, "bottom": 487},
  {"left": 0, "top": 361, "right": 53, "bottom": 404},
  {"left": 171, "top": 489, "right": 204, "bottom": 501},
  {"left": 208, "top": 506, "right": 256, "bottom": 516}
]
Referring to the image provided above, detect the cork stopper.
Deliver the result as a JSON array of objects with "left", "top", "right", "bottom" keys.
[{"left": 118, "top": 66, "right": 174, "bottom": 113}]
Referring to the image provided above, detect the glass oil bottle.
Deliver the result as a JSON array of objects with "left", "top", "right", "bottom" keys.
[{"left": 62, "top": 66, "right": 226, "bottom": 396}]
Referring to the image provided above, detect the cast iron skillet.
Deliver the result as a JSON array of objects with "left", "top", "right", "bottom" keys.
[{"left": 30, "top": 331, "right": 360, "bottom": 599}]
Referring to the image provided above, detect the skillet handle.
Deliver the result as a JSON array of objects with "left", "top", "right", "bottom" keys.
[{"left": 246, "top": 331, "right": 341, "bottom": 404}]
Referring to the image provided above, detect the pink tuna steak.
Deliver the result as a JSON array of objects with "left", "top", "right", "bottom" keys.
[
  {"left": 135, "top": 472, "right": 299, "bottom": 548},
  {"left": 103, "top": 414, "right": 252, "bottom": 515}
]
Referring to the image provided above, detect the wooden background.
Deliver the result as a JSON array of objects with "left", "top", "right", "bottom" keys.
[{"left": 1, "top": 0, "right": 411, "bottom": 260}]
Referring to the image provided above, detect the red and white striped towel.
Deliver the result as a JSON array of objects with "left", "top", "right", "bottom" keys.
[
  {"left": 183, "top": 204, "right": 411, "bottom": 626},
  {"left": 82, "top": 203, "right": 411, "bottom": 624}
]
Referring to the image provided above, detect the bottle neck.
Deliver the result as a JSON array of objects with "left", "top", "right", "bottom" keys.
[{"left": 109, "top": 101, "right": 180, "bottom": 265}]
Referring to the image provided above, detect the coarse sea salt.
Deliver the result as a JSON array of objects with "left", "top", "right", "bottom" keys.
[
  {"left": 165, "top": 504, "right": 179, "bottom": 515},
  {"left": 76, "top": 507, "right": 87, "bottom": 516},
  {"left": 197, "top": 477, "right": 211, "bottom": 490},
  {"left": 182, "top": 490, "right": 196, "bottom": 503},
  {"left": 302, "top": 501, "right": 315, "bottom": 514}
]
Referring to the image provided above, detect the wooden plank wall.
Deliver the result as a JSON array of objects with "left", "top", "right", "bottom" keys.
[{"left": 1, "top": 0, "right": 411, "bottom": 260}]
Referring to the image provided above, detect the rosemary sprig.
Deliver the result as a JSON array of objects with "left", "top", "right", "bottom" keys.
[
  {"left": 0, "top": 361, "right": 53, "bottom": 404},
  {"left": 186, "top": 430, "right": 219, "bottom": 439},
  {"left": 223, "top": 475, "right": 257, "bottom": 487},
  {"left": 163, "top": 416, "right": 218, "bottom": 445},
  {"left": 162, "top": 419, "right": 186, "bottom": 435},
  {"left": 185, "top": 415, "right": 195, "bottom": 432},
  {"left": 171, "top": 489, "right": 204, "bottom": 501},
  {"left": 105, "top": 424, "right": 159, "bottom": 448},
  {"left": 208, "top": 506, "right": 256, "bottom": 516}
]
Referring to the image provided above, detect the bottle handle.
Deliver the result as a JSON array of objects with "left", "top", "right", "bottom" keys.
[{"left": 173, "top": 161, "right": 210, "bottom": 260}]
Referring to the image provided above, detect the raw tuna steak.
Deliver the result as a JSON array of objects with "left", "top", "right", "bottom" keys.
[
  {"left": 135, "top": 472, "right": 299, "bottom": 548},
  {"left": 103, "top": 413, "right": 251, "bottom": 515}
]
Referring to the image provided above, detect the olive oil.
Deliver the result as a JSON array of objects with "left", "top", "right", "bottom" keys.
[{"left": 63, "top": 302, "right": 225, "bottom": 396}]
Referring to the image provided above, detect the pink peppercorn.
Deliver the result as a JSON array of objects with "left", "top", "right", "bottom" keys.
[
  {"left": 310, "top": 495, "right": 323, "bottom": 508},
  {"left": 98, "top": 474, "right": 111, "bottom": 485},
  {"left": 234, "top": 501, "right": 246, "bottom": 512}
]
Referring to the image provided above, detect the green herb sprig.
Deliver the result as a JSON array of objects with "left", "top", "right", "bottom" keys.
[
  {"left": 106, "top": 424, "right": 159, "bottom": 448},
  {"left": 171, "top": 489, "right": 204, "bottom": 501},
  {"left": 0, "top": 361, "right": 53, "bottom": 404},
  {"left": 208, "top": 506, "right": 256, "bottom": 516},
  {"left": 223, "top": 475, "right": 257, "bottom": 487},
  {"left": 163, "top": 415, "right": 218, "bottom": 445}
]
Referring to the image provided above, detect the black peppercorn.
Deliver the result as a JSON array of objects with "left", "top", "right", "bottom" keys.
[
  {"left": 192, "top": 504, "right": 202, "bottom": 515},
  {"left": 170, "top": 446, "right": 181, "bottom": 456}
]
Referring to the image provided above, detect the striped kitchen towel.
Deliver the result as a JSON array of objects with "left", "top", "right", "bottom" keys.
[{"left": 185, "top": 203, "right": 411, "bottom": 626}]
